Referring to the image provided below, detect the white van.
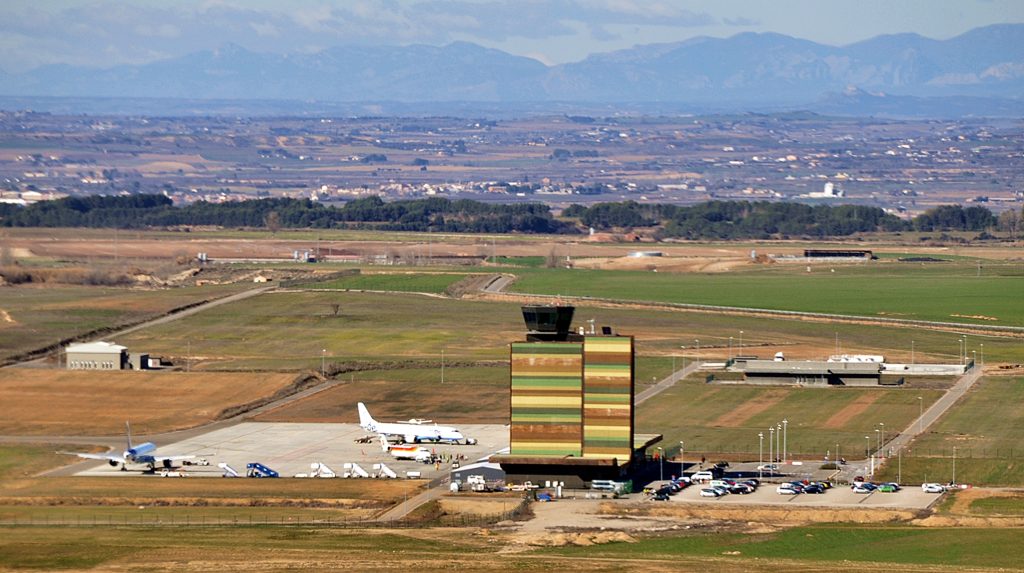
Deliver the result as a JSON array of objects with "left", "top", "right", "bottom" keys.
[{"left": 691, "top": 471, "right": 715, "bottom": 483}]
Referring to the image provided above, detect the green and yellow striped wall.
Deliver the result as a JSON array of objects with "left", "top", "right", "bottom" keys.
[
  {"left": 582, "top": 337, "right": 634, "bottom": 459},
  {"left": 510, "top": 342, "right": 583, "bottom": 456}
]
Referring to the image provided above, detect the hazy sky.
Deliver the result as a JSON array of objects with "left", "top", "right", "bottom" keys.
[{"left": 2, "top": 0, "right": 1022, "bottom": 72}]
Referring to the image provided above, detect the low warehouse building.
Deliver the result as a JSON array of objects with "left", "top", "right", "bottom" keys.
[{"left": 65, "top": 341, "right": 128, "bottom": 370}]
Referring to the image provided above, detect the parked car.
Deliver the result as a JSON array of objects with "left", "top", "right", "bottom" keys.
[
  {"left": 699, "top": 488, "right": 722, "bottom": 498},
  {"left": 776, "top": 484, "right": 801, "bottom": 495},
  {"left": 922, "top": 483, "right": 946, "bottom": 494},
  {"left": 881, "top": 482, "right": 901, "bottom": 491},
  {"left": 691, "top": 471, "right": 716, "bottom": 482},
  {"left": 742, "top": 478, "right": 760, "bottom": 487},
  {"left": 878, "top": 483, "right": 899, "bottom": 493},
  {"left": 729, "top": 484, "right": 754, "bottom": 494},
  {"left": 711, "top": 485, "right": 730, "bottom": 496},
  {"left": 756, "top": 464, "right": 779, "bottom": 471},
  {"left": 852, "top": 483, "right": 877, "bottom": 493},
  {"left": 803, "top": 484, "right": 826, "bottom": 494},
  {"left": 652, "top": 492, "right": 671, "bottom": 501}
]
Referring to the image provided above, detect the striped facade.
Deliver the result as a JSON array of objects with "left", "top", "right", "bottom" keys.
[
  {"left": 582, "top": 337, "right": 634, "bottom": 459},
  {"left": 509, "top": 337, "right": 635, "bottom": 460},
  {"left": 510, "top": 342, "right": 583, "bottom": 456}
]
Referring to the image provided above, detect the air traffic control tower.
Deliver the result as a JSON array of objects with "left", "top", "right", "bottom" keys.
[{"left": 490, "top": 305, "right": 662, "bottom": 488}]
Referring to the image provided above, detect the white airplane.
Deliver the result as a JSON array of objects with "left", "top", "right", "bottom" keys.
[
  {"left": 379, "top": 434, "right": 433, "bottom": 462},
  {"left": 358, "top": 402, "right": 470, "bottom": 444},
  {"left": 60, "top": 421, "right": 195, "bottom": 471}
]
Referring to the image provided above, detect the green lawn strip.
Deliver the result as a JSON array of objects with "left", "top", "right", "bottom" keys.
[
  {"left": 969, "top": 496, "right": 1024, "bottom": 516},
  {"left": 638, "top": 380, "right": 944, "bottom": 459},
  {"left": 543, "top": 526, "right": 1024, "bottom": 569}
]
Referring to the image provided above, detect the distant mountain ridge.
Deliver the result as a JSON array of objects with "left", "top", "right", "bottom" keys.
[{"left": 2, "top": 24, "right": 1022, "bottom": 113}]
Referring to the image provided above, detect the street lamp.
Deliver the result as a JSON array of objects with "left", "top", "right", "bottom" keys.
[
  {"left": 657, "top": 447, "right": 664, "bottom": 481},
  {"left": 911, "top": 340, "right": 915, "bottom": 365},
  {"left": 782, "top": 419, "right": 788, "bottom": 463},
  {"left": 695, "top": 339, "right": 700, "bottom": 359},
  {"left": 729, "top": 336, "right": 733, "bottom": 359},
  {"left": 739, "top": 331, "right": 744, "bottom": 353},
  {"left": 679, "top": 441, "right": 685, "bottom": 472},
  {"left": 918, "top": 396, "right": 924, "bottom": 433},
  {"left": 441, "top": 348, "right": 445, "bottom": 384},
  {"left": 952, "top": 446, "right": 957, "bottom": 485},
  {"left": 776, "top": 423, "right": 782, "bottom": 463},
  {"left": 879, "top": 423, "right": 885, "bottom": 455},
  {"left": 769, "top": 426, "right": 775, "bottom": 468},
  {"left": 321, "top": 349, "right": 326, "bottom": 377},
  {"left": 980, "top": 343, "right": 984, "bottom": 366},
  {"left": 758, "top": 433, "right": 764, "bottom": 479},
  {"left": 875, "top": 428, "right": 881, "bottom": 453},
  {"left": 865, "top": 435, "right": 870, "bottom": 458}
]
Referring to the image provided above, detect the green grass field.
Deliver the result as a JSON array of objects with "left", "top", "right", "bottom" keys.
[
  {"left": 875, "top": 377, "right": 1024, "bottom": 486},
  {"left": 506, "top": 262, "right": 1024, "bottom": 327},
  {"left": 545, "top": 525, "right": 1024, "bottom": 570},
  {"left": 638, "top": 379, "right": 945, "bottom": 460},
  {"left": 0, "top": 283, "right": 248, "bottom": 363},
  {"left": 299, "top": 272, "right": 470, "bottom": 293}
]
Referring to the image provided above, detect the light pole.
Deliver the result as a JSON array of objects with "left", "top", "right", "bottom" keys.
[
  {"left": 776, "top": 423, "right": 782, "bottom": 463},
  {"left": 657, "top": 447, "right": 664, "bottom": 481},
  {"left": 897, "top": 448, "right": 902, "bottom": 484},
  {"left": 875, "top": 428, "right": 880, "bottom": 453},
  {"left": 782, "top": 419, "right": 788, "bottom": 463},
  {"left": 441, "top": 348, "right": 445, "bottom": 384},
  {"left": 972, "top": 350, "right": 976, "bottom": 367},
  {"left": 769, "top": 426, "right": 774, "bottom": 468},
  {"left": 679, "top": 441, "right": 685, "bottom": 473},
  {"left": 695, "top": 339, "right": 700, "bottom": 360},
  {"left": 321, "top": 349, "right": 326, "bottom": 377},
  {"left": 911, "top": 340, "right": 915, "bottom": 364},
  {"left": 758, "top": 433, "right": 764, "bottom": 479},
  {"left": 865, "top": 435, "right": 870, "bottom": 458},
  {"left": 952, "top": 446, "right": 957, "bottom": 485},
  {"left": 880, "top": 422, "right": 885, "bottom": 455},
  {"left": 729, "top": 337, "right": 733, "bottom": 360},
  {"left": 918, "top": 396, "right": 924, "bottom": 433},
  {"left": 739, "top": 331, "right": 744, "bottom": 354},
  {"left": 980, "top": 343, "right": 984, "bottom": 366}
]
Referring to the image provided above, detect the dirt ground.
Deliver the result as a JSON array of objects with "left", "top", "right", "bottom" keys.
[{"left": 0, "top": 369, "right": 297, "bottom": 435}]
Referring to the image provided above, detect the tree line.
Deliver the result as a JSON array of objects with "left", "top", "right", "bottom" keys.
[{"left": 0, "top": 194, "right": 1018, "bottom": 239}]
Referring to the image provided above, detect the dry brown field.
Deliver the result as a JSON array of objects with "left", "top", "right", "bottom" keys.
[{"left": 0, "top": 370, "right": 297, "bottom": 435}]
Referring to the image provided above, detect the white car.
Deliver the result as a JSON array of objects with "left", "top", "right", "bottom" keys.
[
  {"left": 699, "top": 488, "right": 722, "bottom": 497},
  {"left": 922, "top": 483, "right": 946, "bottom": 493},
  {"left": 757, "top": 464, "right": 779, "bottom": 471},
  {"left": 691, "top": 471, "right": 716, "bottom": 482},
  {"left": 776, "top": 485, "right": 800, "bottom": 495}
]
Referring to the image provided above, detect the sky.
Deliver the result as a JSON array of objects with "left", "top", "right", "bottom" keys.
[{"left": 1, "top": 0, "right": 1023, "bottom": 72}]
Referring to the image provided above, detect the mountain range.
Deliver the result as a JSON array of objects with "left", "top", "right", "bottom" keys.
[{"left": 2, "top": 24, "right": 1022, "bottom": 115}]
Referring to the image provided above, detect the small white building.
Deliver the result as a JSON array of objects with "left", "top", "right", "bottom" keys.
[{"left": 65, "top": 341, "right": 128, "bottom": 370}]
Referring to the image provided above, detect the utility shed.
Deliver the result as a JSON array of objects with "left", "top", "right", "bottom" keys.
[
  {"left": 740, "top": 360, "right": 881, "bottom": 386},
  {"left": 65, "top": 341, "right": 128, "bottom": 370},
  {"left": 451, "top": 462, "right": 506, "bottom": 484}
]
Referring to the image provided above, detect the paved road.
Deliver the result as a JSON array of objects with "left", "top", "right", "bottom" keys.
[
  {"left": 481, "top": 273, "right": 515, "bottom": 294},
  {"left": 636, "top": 361, "right": 703, "bottom": 405}
]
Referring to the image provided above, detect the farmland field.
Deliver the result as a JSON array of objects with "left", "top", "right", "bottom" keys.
[
  {"left": 875, "top": 376, "right": 1024, "bottom": 486},
  {"left": 299, "top": 271, "right": 470, "bottom": 293},
  {"left": 0, "top": 370, "right": 298, "bottom": 435}
]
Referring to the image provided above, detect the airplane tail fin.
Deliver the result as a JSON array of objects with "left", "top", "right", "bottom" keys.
[
  {"left": 357, "top": 402, "right": 375, "bottom": 428},
  {"left": 379, "top": 434, "right": 390, "bottom": 453}
]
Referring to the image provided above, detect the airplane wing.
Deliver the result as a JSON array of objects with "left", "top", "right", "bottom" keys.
[{"left": 58, "top": 451, "right": 121, "bottom": 462}]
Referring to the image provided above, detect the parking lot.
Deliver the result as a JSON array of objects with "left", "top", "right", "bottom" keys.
[
  {"left": 646, "top": 480, "right": 943, "bottom": 509},
  {"left": 73, "top": 422, "right": 511, "bottom": 480}
]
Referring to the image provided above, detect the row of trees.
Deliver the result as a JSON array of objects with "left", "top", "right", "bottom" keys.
[
  {"left": 0, "top": 195, "right": 570, "bottom": 234},
  {"left": 0, "top": 194, "right": 1018, "bottom": 239},
  {"left": 564, "top": 201, "right": 1012, "bottom": 239}
]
